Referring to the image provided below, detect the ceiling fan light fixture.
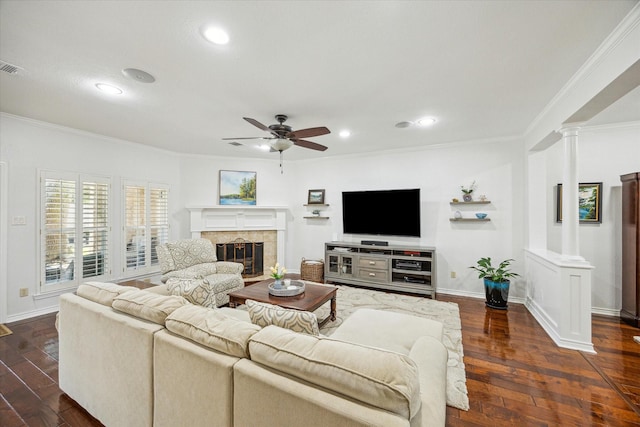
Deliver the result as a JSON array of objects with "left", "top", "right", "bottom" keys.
[
  {"left": 271, "top": 138, "right": 293, "bottom": 152},
  {"left": 202, "top": 26, "right": 230, "bottom": 45},
  {"left": 258, "top": 144, "right": 271, "bottom": 151},
  {"left": 339, "top": 130, "right": 351, "bottom": 138}
]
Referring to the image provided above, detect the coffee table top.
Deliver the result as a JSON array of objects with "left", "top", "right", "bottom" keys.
[{"left": 228, "top": 279, "right": 337, "bottom": 312}]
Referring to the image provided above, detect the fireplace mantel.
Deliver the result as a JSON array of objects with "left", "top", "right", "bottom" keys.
[{"left": 187, "top": 206, "right": 288, "bottom": 263}]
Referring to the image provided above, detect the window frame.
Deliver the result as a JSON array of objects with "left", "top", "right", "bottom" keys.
[
  {"left": 39, "top": 170, "right": 111, "bottom": 294},
  {"left": 122, "top": 180, "right": 170, "bottom": 277}
]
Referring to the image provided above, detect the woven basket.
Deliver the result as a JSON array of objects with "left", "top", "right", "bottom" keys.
[{"left": 300, "top": 258, "right": 324, "bottom": 283}]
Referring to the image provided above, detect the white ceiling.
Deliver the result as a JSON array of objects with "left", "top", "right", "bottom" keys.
[{"left": 0, "top": 0, "right": 637, "bottom": 161}]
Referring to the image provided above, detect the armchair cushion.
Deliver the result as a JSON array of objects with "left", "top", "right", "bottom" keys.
[
  {"left": 166, "top": 274, "right": 243, "bottom": 308},
  {"left": 161, "top": 263, "right": 218, "bottom": 282},
  {"left": 166, "top": 239, "right": 217, "bottom": 271}
]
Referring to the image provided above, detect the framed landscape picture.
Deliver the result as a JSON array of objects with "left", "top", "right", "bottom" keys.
[
  {"left": 556, "top": 182, "right": 602, "bottom": 223},
  {"left": 219, "top": 170, "right": 256, "bottom": 205},
  {"left": 307, "top": 189, "right": 326, "bottom": 205}
]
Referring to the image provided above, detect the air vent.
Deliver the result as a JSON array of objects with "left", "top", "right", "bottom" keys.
[
  {"left": 0, "top": 60, "right": 22, "bottom": 74},
  {"left": 228, "top": 141, "right": 243, "bottom": 147}
]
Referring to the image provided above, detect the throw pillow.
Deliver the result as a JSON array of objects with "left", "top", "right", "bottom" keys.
[
  {"left": 246, "top": 300, "right": 320, "bottom": 336},
  {"left": 166, "top": 277, "right": 217, "bottom": 308},
  {"left": 112, "top": 289, "right": 188, "bottom": 325}
]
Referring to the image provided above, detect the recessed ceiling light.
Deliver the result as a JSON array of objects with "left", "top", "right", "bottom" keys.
[
  {"left": 339, "top": 130, "right": 351, "bottom": 138},
  {"left": 417, "top": 117, "right": 437, "bottom": 127},
  {"left": 202, "top": 26, "right": 230, "bottom": 45},
  {"left": 95, "top": 83, "right": 123, "bottom": 95}
]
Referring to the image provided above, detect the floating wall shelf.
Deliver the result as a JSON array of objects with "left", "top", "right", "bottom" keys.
[
  {"left": 450, "top": 201, "right": 491, "bottom": 205},
  {"left": 449, "top": 218, "right": 491, "bottom": 222}
]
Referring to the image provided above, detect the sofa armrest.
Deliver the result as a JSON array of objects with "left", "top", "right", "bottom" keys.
[
  {"left": 216, "top": 261, "right": 244, "bottom": 274},
  {"left": 409, "top": 336, "right": 448, "bottom": 427}
]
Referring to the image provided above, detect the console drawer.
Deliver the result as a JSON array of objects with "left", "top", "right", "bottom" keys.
[
  {"left": 357, "top": 268, "right": 389, "bottom": 283},
  {"left": 358, "top": 257, "right": 388, "bottom": 270}
]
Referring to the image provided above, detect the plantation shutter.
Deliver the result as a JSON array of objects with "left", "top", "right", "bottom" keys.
[
  {"left": 82, "top": 181, "right": 109, "bottom": 278},
  {"left": 125, "top": 185, "right": 146, "bottom": 269},
  {"left": 149, "top": 187, "right": 169, "bottom": 265},
  {"left": 43, "top": 178, "right": 76, "bottom": 285},
  {"left": 41, "top": 172, "right": 111, "bottom": 293}
]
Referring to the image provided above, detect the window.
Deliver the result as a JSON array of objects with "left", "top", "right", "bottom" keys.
[
  {"left": 124, "top": 182, "right": 169, "bottom": 274},
  {"left": 41, "top": 172, "right": 110, "bottom": 293}
]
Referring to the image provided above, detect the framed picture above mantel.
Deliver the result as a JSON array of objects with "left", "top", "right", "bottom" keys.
[
  {"left": 556, "top": 182, "right": 602, "bottom": 223},
  {"left": 219, "top": 170, "right": 256, "bottom": 205}
]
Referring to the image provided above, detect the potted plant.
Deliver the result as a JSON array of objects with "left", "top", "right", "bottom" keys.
[
  {"left": 470, "top": 257, "right": 519, "bottom": 309},
  {"left": 460, "top": 181, "right": 476, "bottom": 202}
]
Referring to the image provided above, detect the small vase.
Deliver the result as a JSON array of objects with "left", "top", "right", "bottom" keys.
[
  {"left": 462, "top": 194, "right": 473, "bottom": 202},
  {"left": 273, "top": 279, "right": 283, "bottom": 289}
]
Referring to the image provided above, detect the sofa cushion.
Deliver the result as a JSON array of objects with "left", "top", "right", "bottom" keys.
[
  {"left": 161, "top": 263, "right": 218, "bottom": 282},
  {"left": 112, "top": 289, "right": 189, "bottom": 325},
  {"left": 166, "top": 238, "right": 217, "bottom": 270},
  {"left": 76, "top": 281, "right": 138, "bottom": 306},
  {"left": 246, "top": 300, "right": 320, "bottom": 336},
  {"left": 329, "top": 308, "right": 444, "bottom": 355},
  {"left": 156, "top": 243, "right": 176, "bottom": 274},
  {"left": 166, "top": 304, "right": 260, "bottom": 358},
  {"left": 248, "top": 325, "right": 421, "bottom": 420}
]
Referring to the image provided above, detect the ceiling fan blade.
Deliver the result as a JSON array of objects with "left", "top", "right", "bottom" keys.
[
  {"left": 289, "top": 126, "right": 331, "bottom": 139},
  {"left": 244, "top": 117, "right": 281, "bottom": 138},
  {"left": 292, "top": 139, "right": 328, "bottom": 151},
  {"left": 222, "top": 137, "right": 273, "bottom": 140}
]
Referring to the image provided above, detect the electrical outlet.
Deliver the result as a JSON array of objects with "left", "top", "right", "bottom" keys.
[
  {"left": 19, "top": 288, "right": 29, "bottom": 297},
  {"left": 450, "top": 271, "right": 457, "bottom": 279}
]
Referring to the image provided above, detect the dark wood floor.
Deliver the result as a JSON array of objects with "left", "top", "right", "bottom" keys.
[{"left": 1, "top": 292, "right": 639, "bottom": 426}]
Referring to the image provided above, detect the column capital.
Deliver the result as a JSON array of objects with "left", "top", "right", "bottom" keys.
[{"left": 558, "top": 122, "right": 586, "bottom": 136}]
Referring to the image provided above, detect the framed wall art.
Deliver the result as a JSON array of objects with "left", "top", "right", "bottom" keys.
[
  {"left": 307, "top": 189, "right": 326, "bottom": 205},
  {"left": 556, "top": 182, "right": 602, "bottom": 223},
  {"left": 219, "top": 170, "right": 257, "bottom": 205}
]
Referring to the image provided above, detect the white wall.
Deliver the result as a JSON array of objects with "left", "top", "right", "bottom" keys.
[
  {"left": 0, "top": 114, "right": 182, "bottom": 321},
  {"left": 546, "top": 122, "right": 640, "bottom": 313},
  {"left": 284, "top": 138, "right": 526, "bottom": 300}
]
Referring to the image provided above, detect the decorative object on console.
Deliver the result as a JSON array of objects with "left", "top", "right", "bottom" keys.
[
  {"left": 454, "top": 210, "right": 462, "bottom": 219},
  {"left": 469, "top": 257, "right": 519, "bottom": 310},
  {"left": 460, "top": 180, "right": 476, "bottom": 202},
  {"left": 219, "top": 170, "right": 257, "bottom": 205},
  {"left": 307, "top": 189, "right": 326, "bottom": 204},
  {"left": 556, "top": 182, "right": 602, "bottom": 223}
]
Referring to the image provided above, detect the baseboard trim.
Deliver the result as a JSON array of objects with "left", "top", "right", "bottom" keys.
[
  {"left": 436, "top": 288, "right": 526, "bottom": 305},
  {"left": 6, "top": 305, "right": 59, "bottom": 323}
]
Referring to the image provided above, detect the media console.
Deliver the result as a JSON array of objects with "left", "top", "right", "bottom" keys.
[{"left": 324, "top": 242, "right": 436, "bottom": 298}]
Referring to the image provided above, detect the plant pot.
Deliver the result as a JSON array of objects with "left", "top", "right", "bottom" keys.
[
  {"left": 484, "top": 278, "right": 510, "bottom": 309},
  {"left": 462, "top": 194, "right": 473, "bottom": 202}
]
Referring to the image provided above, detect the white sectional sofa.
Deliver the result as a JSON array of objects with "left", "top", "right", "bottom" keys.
[{"left": 58, "top": 282, "right": 448, "bottom": 427}]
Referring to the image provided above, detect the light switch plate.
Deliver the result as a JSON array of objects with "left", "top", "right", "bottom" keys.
[{"left": 12, "top": 216, "right": 26, "bottom": 225}]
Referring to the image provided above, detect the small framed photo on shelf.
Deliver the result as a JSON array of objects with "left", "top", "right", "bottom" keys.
[
  {"left": 556, "top": 182, "right": 602, "bottom": 223},
  {"left": 307, "top": 189, "right": 326, "bottom": 205}
]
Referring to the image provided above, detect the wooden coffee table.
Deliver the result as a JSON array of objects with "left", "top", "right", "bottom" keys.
[{"left": 228, "top": 279, "right": 338, "bottom": 327}]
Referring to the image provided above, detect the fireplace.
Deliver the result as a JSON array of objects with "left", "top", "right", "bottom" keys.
[
  {"left": 216, "top": 238, "right": 264, "bottom": 278},
  {"left": 188, "top": 206, "right": 287, "bottom": 279}
]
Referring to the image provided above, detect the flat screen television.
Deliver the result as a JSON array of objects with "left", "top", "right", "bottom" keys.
[{"left": 342, "top": 188, "right": 421, "bottom": 237}]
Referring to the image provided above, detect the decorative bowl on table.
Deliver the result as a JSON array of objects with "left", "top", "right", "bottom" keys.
[
  {"left": 475, "top": 213, "right": 488, "bottom": 219},
  {"left": 268, "top": 280, "right": 305, "bottom": 297}
]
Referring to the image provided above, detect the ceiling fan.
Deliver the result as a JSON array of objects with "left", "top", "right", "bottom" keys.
[{"left": 223, "top": 114, "right": 330, "bottom": 172}]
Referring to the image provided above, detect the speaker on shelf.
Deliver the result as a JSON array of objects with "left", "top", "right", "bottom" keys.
[{"left": 361, "top": 240, "right": 388, "bottom": 246}]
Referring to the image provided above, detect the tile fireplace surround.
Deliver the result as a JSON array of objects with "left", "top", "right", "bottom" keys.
[{"left": 188, "top": 206, "right": 288, "bottom": 277}]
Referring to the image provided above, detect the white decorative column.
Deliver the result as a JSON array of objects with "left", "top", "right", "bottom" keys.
[{"left": 560, "top": 124, "right": 585, "bottom": 261}]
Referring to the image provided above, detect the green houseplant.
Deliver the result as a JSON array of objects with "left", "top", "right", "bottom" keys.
[{"left": 470, "top": 257, "right": 519, "bottom": 309}]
